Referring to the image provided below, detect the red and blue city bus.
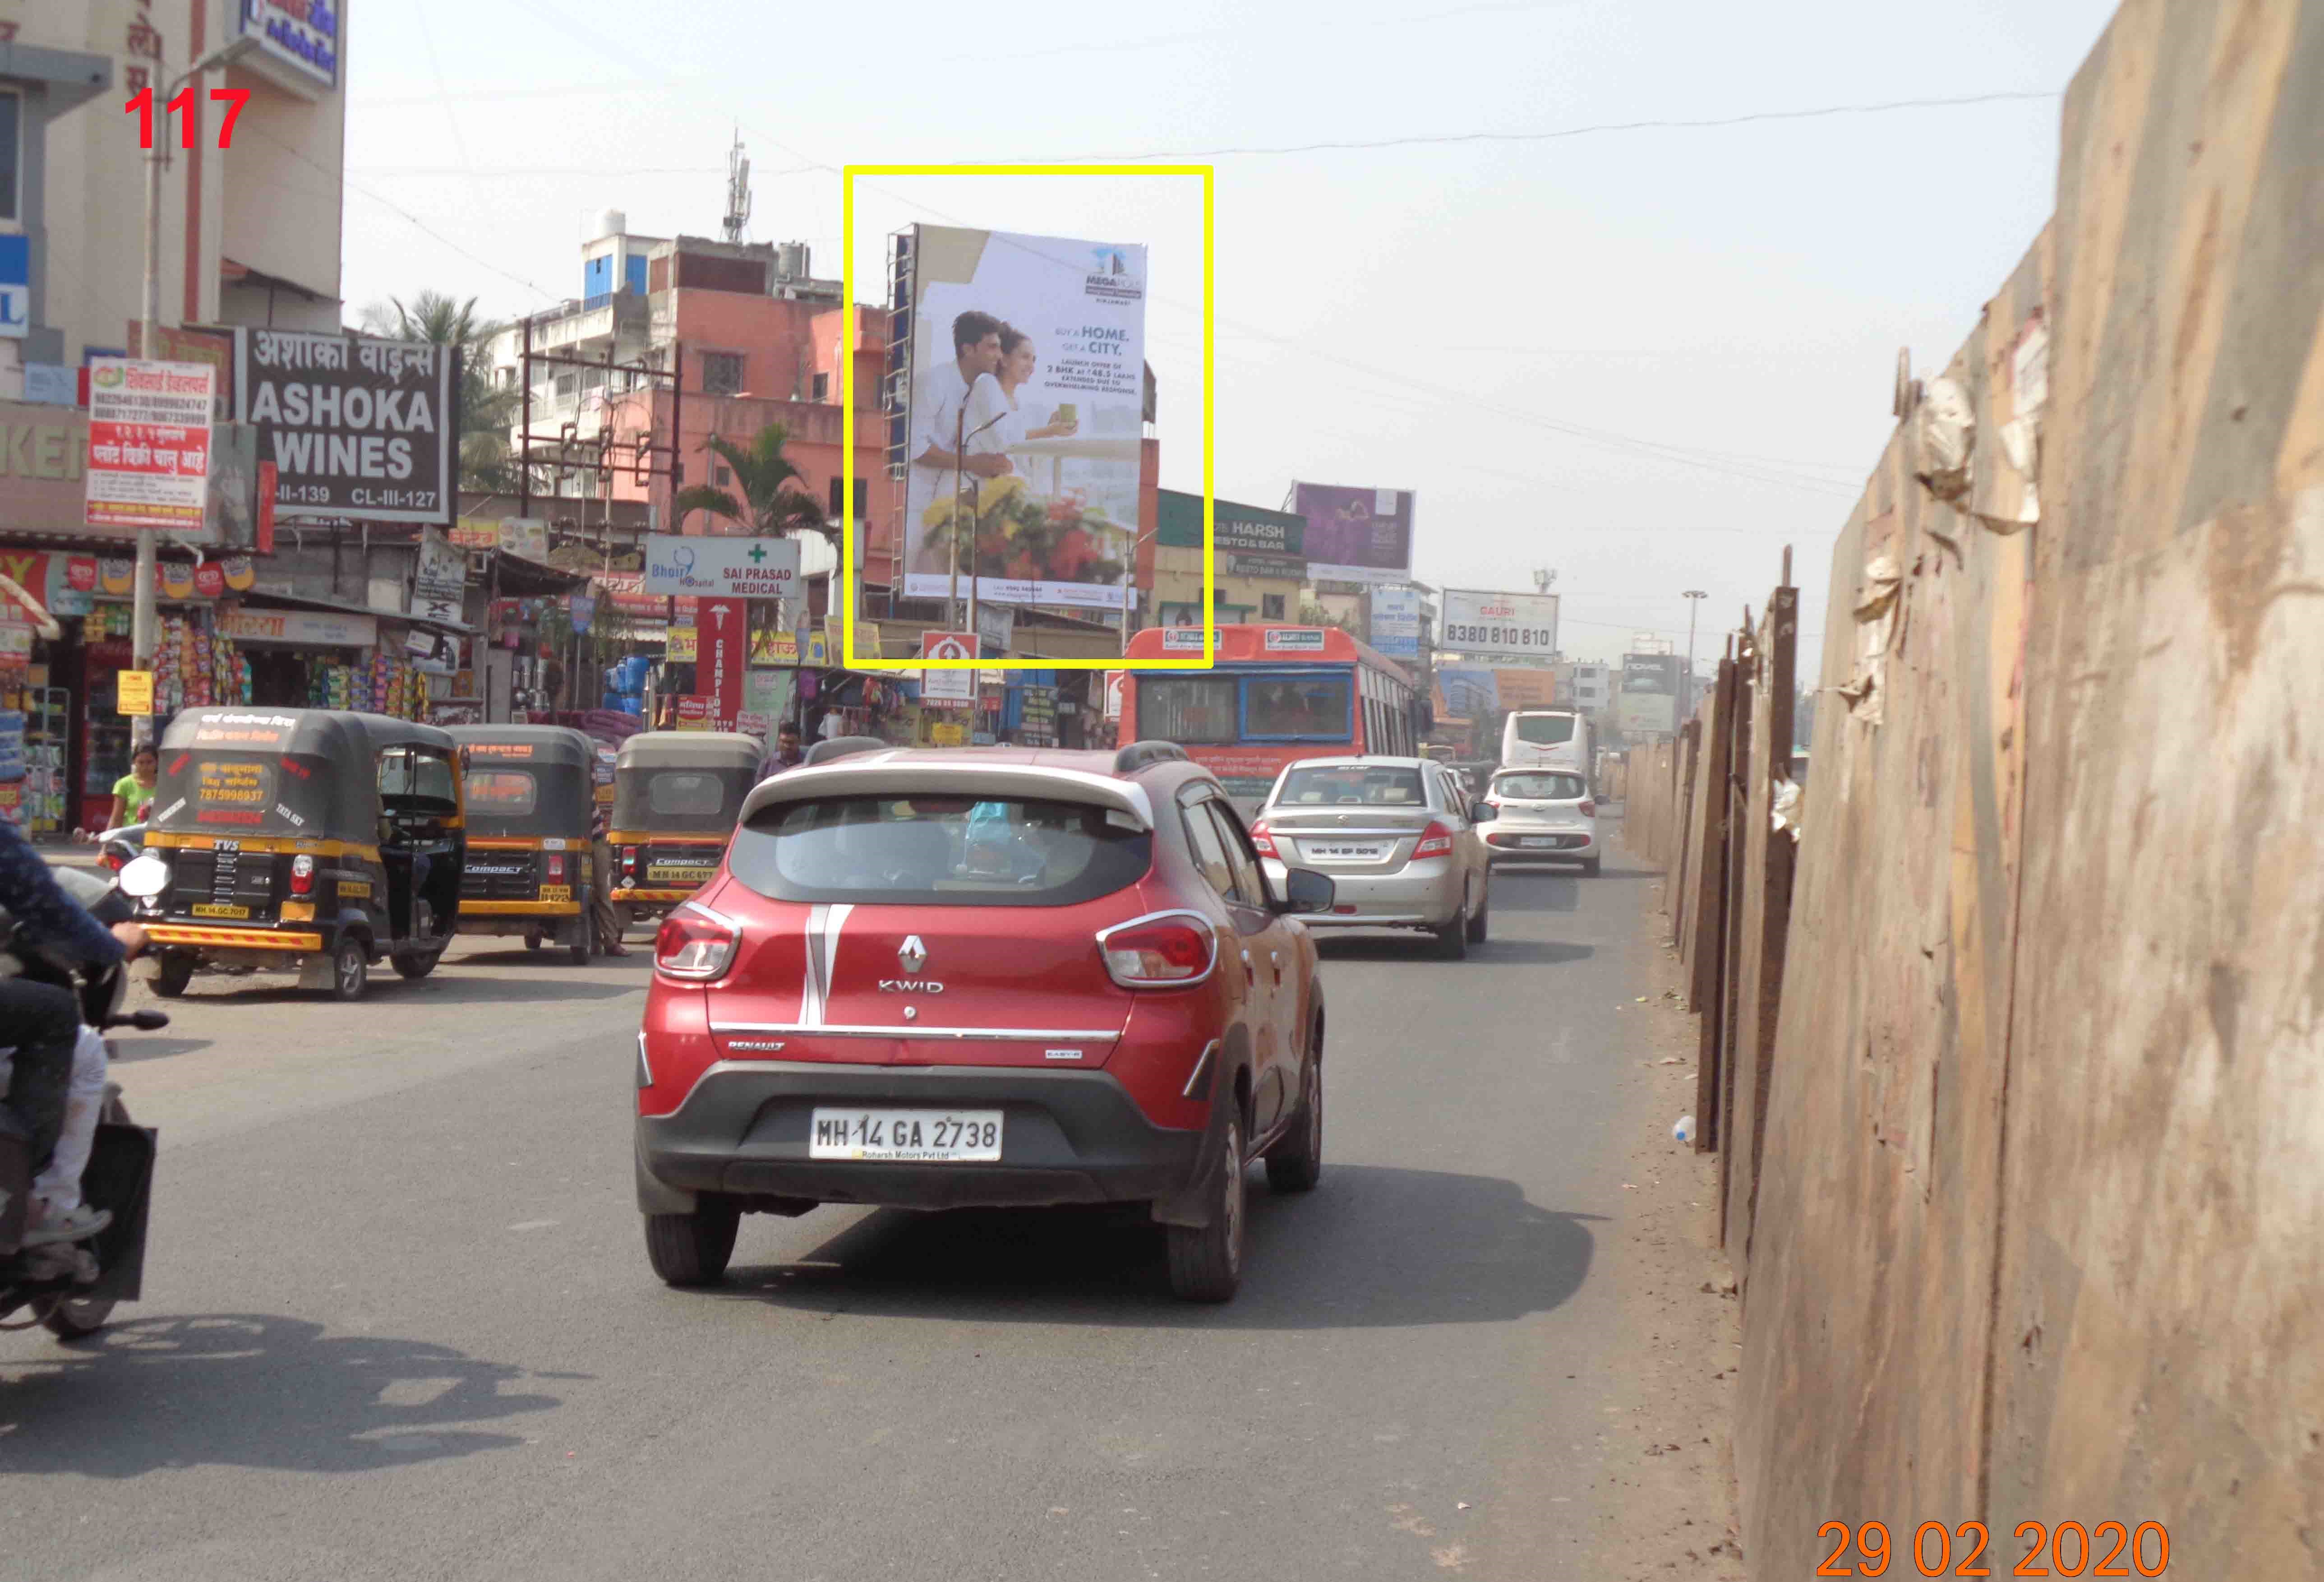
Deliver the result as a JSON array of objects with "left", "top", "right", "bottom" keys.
[{"left": 1120, "top": 624, "right": 1422, "bottom": 812}]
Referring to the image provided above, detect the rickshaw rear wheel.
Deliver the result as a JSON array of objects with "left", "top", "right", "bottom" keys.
[
  {"left": 330, "top": 936, "right": 370, "bottom": 1001},
  {"left": 152, "top": 954, "right": 194, "bottom": 998},
  {"left": 524, "top": 929, "right": 544, "bottom": 951},
  {"left": 569, "top": 909, "right": 595, "bottom": 967},
  {"left": 392, "top": 948, "right": 437, "bottom": 980}
]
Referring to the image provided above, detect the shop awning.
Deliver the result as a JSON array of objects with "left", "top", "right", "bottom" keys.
[{"left": 236, "top": 589, "right": 473, "bottom": 637}]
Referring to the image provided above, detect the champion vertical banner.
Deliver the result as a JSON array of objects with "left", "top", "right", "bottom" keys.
[
  {"left": 234, "top": 329, "right": 457, "bottom": 524},
  {"left": 701, "top": 599, "right": 747, "bottom": 731},
  {"left": 900, "top": 225, "right": 1147, "bottom": 611}
]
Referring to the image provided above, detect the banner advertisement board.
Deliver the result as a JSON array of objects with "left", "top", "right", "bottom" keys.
[
  {"left": 1291, "top": 482, "right": 1414, "bottom": 586},
  {"left": 1617, "top": 652, "right": 1684, "bottom": 736},
  {"left": 900, "top": 225, "right": 1147, "bottom": 611},
  {"left": 701, "top": 599, "right": 746, "bottom": 730},
  {"left": 1440, "top": 589, "right": 1559, "bottom": 659},
  {"left": 413, "top": 527, "right": 466, "bottom": 625},
  {"left": 641, "top": 534, "right": 802, "bottom": 600},
  {"left": 235, "top": 331, "right": 456, "bottom": 524},
  {"left": 85, "top": 359, "right": 214, "bottom": 532},
  {"left": 1370, "top": 586, "right": 1423, "bottom": 659}
]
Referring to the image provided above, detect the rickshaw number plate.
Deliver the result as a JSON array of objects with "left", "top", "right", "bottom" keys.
[
  {"left": 281, "top": 902, "right": 317, "bottom": 921},
  {"left": 539, "top": 885, "right": 572, "bottom": 902},
  {"left": 192, "top": 903, "right": 250, "bottom": 919},
  {"left": 648, "top": 864, "right": 715, "bottom": 884}
]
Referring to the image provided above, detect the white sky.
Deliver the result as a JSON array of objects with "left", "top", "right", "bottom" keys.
[{"left": 341, "top": 0, "right": 2119, "bottom": 666}]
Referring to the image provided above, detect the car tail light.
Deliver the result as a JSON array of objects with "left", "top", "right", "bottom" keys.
[
  {"left": 1248, "top": 820, "right": 1279, "bottom": 859},
  {"left": 1097, "top": 912, "right": 1216, "bottom": 988},
  {"left": 1413, "top": 821, "right": 1455, "bottom": 859},
  {"left": 655, "top": 903, "right": 739, "bottom": 980},
  {"left": 289, "top": 854, "right": 315, "bottom": 896},
  {"left": 1579, "top": 800, "right": 1595, "bottom": 817},
  {"left": 544, "top": 853, "right": 567, "bottom": 882}
]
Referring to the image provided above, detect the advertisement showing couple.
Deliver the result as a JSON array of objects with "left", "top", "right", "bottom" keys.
[{"left": 903, "top": 225, "right": 1147, "bottom": 611}]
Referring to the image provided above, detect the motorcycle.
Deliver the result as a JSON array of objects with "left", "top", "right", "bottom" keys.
[
  {"left": 0, "top": 854, "right": 170, "bottom": 1341},
  {"left": 94, "top": 823, "right": 146, "bottom": 875}
]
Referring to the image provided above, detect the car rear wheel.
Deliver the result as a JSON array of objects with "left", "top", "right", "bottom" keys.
[
  {"left": 1433, "top": 902, "right": 1469, "bottom": 960},
  {"left": 644, "top": 1201, "right": 741, "bottom": 1287},
  {"left": 151, "top": 954, "right": 194, "bottom": 998},
  {"left": 1265, "top": 1050, "right": 1323, "bottom": 1194},
  {"left": 330, "top": 937, "right": 369, "bottom": 1001},
  {"left": 1582, "top": 856, "right": 1601, "bottom": 876},
  {"left": 1466, "top": 879, "right": 1490, "bottom": 943},
  {"left": 1166, "top": 1117, "right": 1244, "bottom": 1303}
]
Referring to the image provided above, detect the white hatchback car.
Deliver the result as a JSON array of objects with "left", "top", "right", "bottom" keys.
[{"left": 1477, "top": 768, "right": 1600, "bottom": 875}]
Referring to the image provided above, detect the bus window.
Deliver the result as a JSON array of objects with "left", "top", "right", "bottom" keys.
[
  {"left": 1245, "top": 676, "right": 1350, "bottom": 740},
  {"left": 1139, "top": 677, "right": 1238, "bottom": 743}
]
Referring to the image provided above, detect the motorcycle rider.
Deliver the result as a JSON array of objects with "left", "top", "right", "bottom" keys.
[{"left": 0, "top": 817, "right": 145, "bottom": 1245}]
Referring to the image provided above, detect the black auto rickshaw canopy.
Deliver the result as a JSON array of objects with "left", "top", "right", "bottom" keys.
[
  {"left": 610, "top": 731, "right": 763, "bottom": 838},
  {"left": 153, "top": 708, "right": 462, "bottom": 845},
  {"left": 446, "top": 725, "right": 598, "bottom": 839}
]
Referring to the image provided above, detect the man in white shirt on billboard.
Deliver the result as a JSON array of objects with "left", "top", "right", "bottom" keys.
[{"left": 915, "top": 311, "right": 1013, "bottom": 482}]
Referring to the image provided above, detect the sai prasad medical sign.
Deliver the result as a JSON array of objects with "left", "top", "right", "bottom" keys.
[{"left": 641, "top": 535, "right": 802, "bottom": 600}]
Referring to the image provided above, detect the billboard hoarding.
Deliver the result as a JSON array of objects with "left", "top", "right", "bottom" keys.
[
  {"left": 641, "top": 534, "right": 803, "bottom": 600},
  {"left": 1617, "top": 652, "right": 1684, "bottom": 736},
  {"left": 900, "top": 225, "right": 1146, "bottom": 611},
  {"left": 235, "top": 331, "right": 457, "bottom": 524},
  {"left": 1370, "top": 586, "right": 1422, "bottom": 659},
  {"left": 1440, "top": 589, "right": 1559, "bottom": 659},
  {"left": 1291, "top": 482, "right": 1413, "bottom": 585},
  {"left": 84, "top": 359, "right": 214, "bottom": 532}
]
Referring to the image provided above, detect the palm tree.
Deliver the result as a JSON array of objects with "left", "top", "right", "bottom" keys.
[
  {"left": 359, "top": 290, "right": 517, "bottom": 493},
  {"left": 672, "top": 423, "right": 831, "bottom": 542}
]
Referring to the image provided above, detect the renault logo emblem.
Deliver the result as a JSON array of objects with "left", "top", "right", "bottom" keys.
[{"left": 897, "top": 934, "right": 927, "bottom": 974}]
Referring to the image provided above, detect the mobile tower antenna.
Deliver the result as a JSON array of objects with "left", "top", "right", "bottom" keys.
[{"left": 722, "top": 131, "right": 752, "bottom": 244}]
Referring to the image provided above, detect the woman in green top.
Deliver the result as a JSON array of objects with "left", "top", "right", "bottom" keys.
[{"left": 110, "top": 745, "right": 159, "bottom": 828}]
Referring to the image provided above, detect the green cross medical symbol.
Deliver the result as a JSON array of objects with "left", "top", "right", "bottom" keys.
[{"left": 747, "top": 543, "right": 767, "bottom": 564}]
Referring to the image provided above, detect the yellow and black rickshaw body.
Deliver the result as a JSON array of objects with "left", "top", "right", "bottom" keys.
[
  {"left": 136, "top": 709, "right": 467, "bottom": 1001},
  {"left": 447, "top": 724, "right": 602, "bottom": 964},
  {"left": 606, "top": 731, "right": 762, "bottom": 925}
]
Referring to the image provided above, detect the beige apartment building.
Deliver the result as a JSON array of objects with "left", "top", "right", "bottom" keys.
[{"left": 2, "top": 0, "right": 346, "bottom": 395}]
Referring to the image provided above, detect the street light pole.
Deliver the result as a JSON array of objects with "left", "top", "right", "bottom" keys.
[
  {"left": 133, "top": 34, "right": 257, "bottom": 747},
  {"left": 1681, "top": 589, "right": 1708, "bottom": 723},
  {"left": 1119, "top": 527, "right": 1157, "bottom": 657}
]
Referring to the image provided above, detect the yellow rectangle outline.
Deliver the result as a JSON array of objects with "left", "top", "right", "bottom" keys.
[{"left": 841, "top": 163, "right": 1216, "bottom": 671}]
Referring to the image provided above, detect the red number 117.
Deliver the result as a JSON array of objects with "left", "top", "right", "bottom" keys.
[{"left": 125, "top": 86, "right": 251, "bottom": 150}]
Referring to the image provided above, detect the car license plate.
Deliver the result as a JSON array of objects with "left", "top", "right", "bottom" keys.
[
  {"left": 191, "top": 903, "right": 250, "bottom": 918},
  {"left": 1520, "top": 837, "right": 1559, "bottom": 849},
  {"left": 1302, "top": 841, "right": 1389, "bottom": 861},
  {"left": 809, "top": 1109, "right": 1003, "bottom": 1163}
]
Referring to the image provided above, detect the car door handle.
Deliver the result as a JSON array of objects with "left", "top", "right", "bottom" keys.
[
  {"left": 1240, "top": 948, "right": 1257, "bottom": 986},
  {"left": 1269, "top": 948, "right": 1282, "bottom": 983}
]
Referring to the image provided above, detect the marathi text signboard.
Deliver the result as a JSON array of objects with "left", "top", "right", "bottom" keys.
[
  {"left": 919, "top": 632, "right": 978, "bottom": 705},
  {"left": 641, "top": 534, "right": 802, "bottom": 601},
  {"left": 235, "top": 330, "right": 456, "bottom": 524},
  {"left": 900, "top": 224, "right": 1147, "bottom": 611},
  {"left": 85, "top": 359, "right": 214, "bottom": 532},
  {"left": 1370, "top": 586, "right": 1423, "bottom": 659},
  {"left": 1440, "top": 589, "right": 1559, "bottom": 659}
]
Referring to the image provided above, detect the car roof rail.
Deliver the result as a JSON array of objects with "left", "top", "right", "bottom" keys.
[
  {"left": 803, "top": 735, "right": 890, "bottom": 766},
  {"left": 1112, "top": 740, "right": 1188, "bottom": 775}
]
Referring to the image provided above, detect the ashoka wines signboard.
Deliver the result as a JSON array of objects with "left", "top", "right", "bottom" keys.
[{"left": 235, "top": 330, "right": 457, "bottom": 523}]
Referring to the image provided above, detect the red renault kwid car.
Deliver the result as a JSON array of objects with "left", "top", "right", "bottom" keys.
[{"left": 633, "top": 740, "right": 1337, "bottom": 1302}]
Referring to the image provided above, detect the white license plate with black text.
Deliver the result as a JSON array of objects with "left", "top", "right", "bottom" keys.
[
  {"left": 1302, "top": 841, "right": 1391, "bottom": 861},
  {"left": 809, "top": 1109, "right": 1003, "bottom": 1162},
  {"left": 1521, "top": 837, "right": 1561, "bottom": 848}
]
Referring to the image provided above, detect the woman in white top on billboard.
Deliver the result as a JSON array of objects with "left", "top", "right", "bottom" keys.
[{"left": 964, "top": 324, "right": 1078, "bottom": 464}]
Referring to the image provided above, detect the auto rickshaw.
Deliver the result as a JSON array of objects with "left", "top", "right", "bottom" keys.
[
  {"left": 136, "top": 709, "right": 466, "bottom": 1001},
  {"left": 446, "top": 725, "right": 602, "bottom": 963},
  {"left": 606, "top": 731, "right": 762, "bottom": 928}
]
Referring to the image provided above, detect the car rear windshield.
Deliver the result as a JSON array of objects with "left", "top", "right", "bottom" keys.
[
  {"left": 1495, "top": 772, "right": 1586, "bottom": 800},
  {"left": 464, "top": 770, "right": 539, "bottom": 816},
  {"left": 1513, "top": 713, "right": 1576, "bottom": 745},
  {"left": 727, "top": 794, "right": 1152, "bottom": 907},
  {"left": 1276, "top": 764, "right": 1426, "bottom": 807}
]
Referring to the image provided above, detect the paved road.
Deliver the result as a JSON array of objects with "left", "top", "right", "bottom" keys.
[{"left": 2, "top": 834, "right": 1676, "bottom": 1581}]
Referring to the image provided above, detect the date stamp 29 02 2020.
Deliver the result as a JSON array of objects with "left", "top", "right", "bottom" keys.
[{"left": 1817, "top": 1520, "right": 2171, "bottom": 1577}]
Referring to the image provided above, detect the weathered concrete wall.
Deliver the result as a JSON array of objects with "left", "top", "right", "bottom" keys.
[{"left": 1730, "top": 0, "right": 2322, "bottom": 1573}]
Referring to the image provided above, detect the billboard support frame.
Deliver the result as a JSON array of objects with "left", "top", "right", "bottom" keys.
[{"left": 840, "top": 163, "right": 1216, "bottom": 672}]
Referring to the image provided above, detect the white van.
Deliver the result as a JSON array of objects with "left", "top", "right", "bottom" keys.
[{"left": 1500, "top": 708, "right": 1591, "bottom": 774}]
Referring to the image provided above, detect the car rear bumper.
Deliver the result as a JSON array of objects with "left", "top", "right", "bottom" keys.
[
  {"left": 636, "top": 1060, "right": 1206, "bottom": 1213},
  {"left": 1260, "top": 857, "right": 1464, "bottom": 925}
]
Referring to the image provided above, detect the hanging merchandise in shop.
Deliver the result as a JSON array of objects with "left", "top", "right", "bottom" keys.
[{"left": 235, "top": 330, "right": 456, "bottom": 524}]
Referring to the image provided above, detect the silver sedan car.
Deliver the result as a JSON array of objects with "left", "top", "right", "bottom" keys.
[{"left": 1252, "top": 756, "right": 1491, "bottom": 959}]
